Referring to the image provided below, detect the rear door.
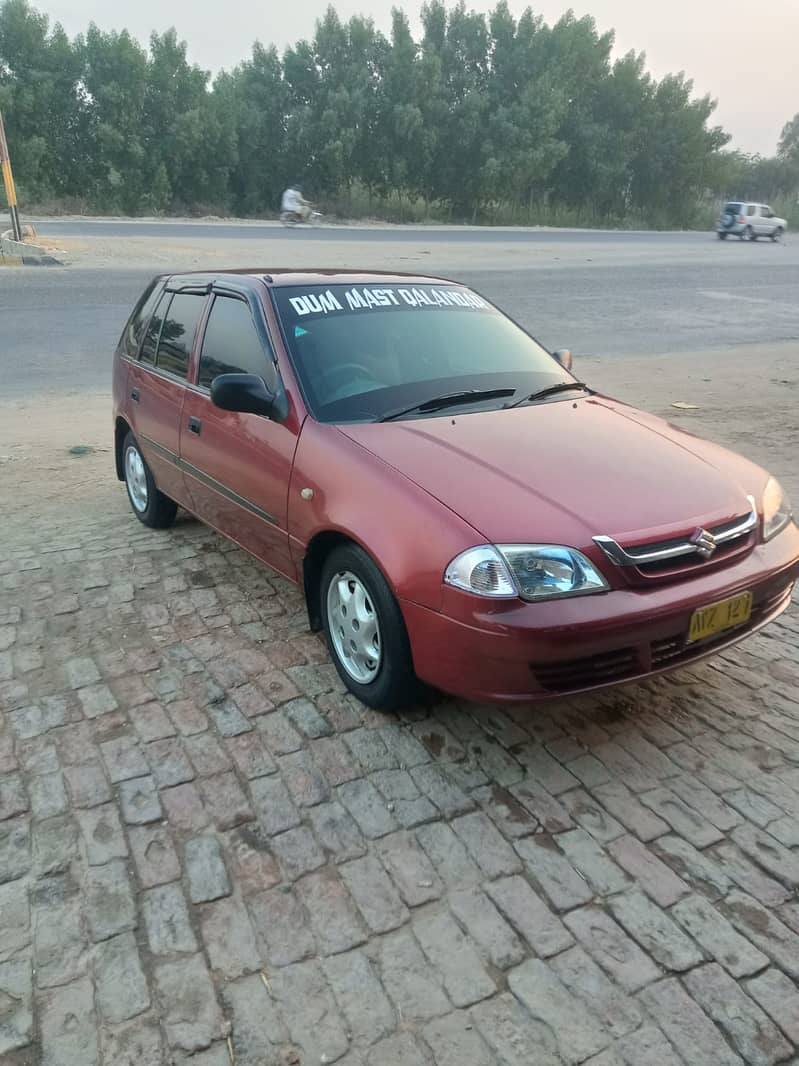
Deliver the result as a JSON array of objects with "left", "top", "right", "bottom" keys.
[
  {"left": 179, "top": 286, "right": 299, "bottom": 579},
  {"left": 126, "top": 286, "right": 208, "bottom": 504}
]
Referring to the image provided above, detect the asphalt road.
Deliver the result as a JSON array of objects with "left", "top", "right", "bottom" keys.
[
  {"left": 32, "top": 218, "right": 716, "bottom": 244},
  {"left": 2, "top": 228, "right": 798, "bottom": 395}
]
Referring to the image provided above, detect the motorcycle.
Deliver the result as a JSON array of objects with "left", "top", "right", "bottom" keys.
[{"left": 280, "top": 208, "right": 323, "bottom": 228}]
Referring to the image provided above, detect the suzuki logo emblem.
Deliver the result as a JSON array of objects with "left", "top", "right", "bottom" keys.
[{"left": 692, "top": 528, "right": 718, "bottom": 559}]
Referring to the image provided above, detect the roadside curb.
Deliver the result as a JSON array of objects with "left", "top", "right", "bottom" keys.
[{"left": 1, "top": 227, "right": 65, "bottom": 265}]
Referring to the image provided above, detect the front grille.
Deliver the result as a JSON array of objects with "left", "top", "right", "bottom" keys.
[
  {"left": 636, "top": 530, "right": 753, "bottom": 577},
  {"left": 531, "top": 583, "right": 793, "bottom": 695},
  {"left": 594, "top": 508, "right": 757, "bottom": 583}
]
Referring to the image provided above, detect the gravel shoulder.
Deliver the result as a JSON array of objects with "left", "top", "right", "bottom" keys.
[{"left": 2, "top": 342, "right": 797, "bottom": 517}]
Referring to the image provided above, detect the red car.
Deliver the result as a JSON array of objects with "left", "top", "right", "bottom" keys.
[{"left": 112, "top": 270, "right": 799, "bottom": 709}]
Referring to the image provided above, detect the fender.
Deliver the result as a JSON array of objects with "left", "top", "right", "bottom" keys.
[{"left": 287, "top": 418, "right": 483, "bottom": 612}]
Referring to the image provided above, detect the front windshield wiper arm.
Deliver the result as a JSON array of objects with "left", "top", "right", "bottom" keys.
[
  {"left": 508, "top": 381, "right": 590, "bottom": 408},
  {"left": 378, "top": 388, "right": 516, "bottom": 423}
]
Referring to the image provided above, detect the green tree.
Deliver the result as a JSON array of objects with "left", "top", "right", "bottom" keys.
[
  {"left": 778, "top": 113, "right": 799, "bottom": 165},
  {"left": 79, "top": 25, "right": 148, "bottom": 211},
  {"left": 0, "top": 0, "right": 82, "bottom": 197},
  {"left": 283, "top": 8, "right": 388, "bottom": 201},
  {"left": 0, "top": 0, "right": 758, "bottom": 225},
  {"left": 215, "top": 43, "right": 287, "bottom": 215},
  {"left": 416, "top": 0, "right": 491, "bottom": 214},
  {"left": 142, "top": 29, "right": 231, "bottom": 211},
  {"left": 374, "top": 8, "right": 427, "bottom": 203},
  {"left": 482, "top": 4, "right": 566, "bottom": 212},
  {"left": 629, "top": 73, "right": 728, "bottom": 221}
]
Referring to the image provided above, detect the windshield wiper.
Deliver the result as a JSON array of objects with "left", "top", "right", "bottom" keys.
[
  {"left": 378, "top": 388, "right": 516, "bottom": 422},
  {"left": 508, "top": 381, "right": 589, "bottom": 408}
]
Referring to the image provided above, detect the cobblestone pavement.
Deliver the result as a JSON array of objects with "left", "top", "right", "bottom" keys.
[{"left": 2, "top": 487, "right": 799, "bottom": 1066}]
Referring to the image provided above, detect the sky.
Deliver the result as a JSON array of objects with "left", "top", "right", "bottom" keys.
[{"left": 49, "top": 0, "right": 798, "bottom": 156}]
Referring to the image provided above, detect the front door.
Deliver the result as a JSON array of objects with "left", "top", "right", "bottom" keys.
[
  {"left": 127, "top": 288, "right": 207, "bottom": 504},
  {"left": 179, "top": 291, "right": 298, "bottom": 579}
]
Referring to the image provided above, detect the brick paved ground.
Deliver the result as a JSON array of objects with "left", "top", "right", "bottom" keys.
[{"left": 2, "top": 480, "right": 799, "bottom": 1065}]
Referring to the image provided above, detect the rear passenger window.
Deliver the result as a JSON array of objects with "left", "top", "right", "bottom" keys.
[
  {"left": 747, "top": 205, "right": 756, "bottom": 216},
  {"left": 139, "top": 291, "right": 170, "bottom": 365},
  {"left": 198, "top": 295, "right": 274, "bottom": 389},
  {"left": 155, "top": 293, "right": 206, "bottom": 379},
  {"left": 120, "top": 281, "right": 161, "bottom": 360}
]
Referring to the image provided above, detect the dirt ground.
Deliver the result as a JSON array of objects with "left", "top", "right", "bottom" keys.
[{"left": 2, "top": 341, "right": 796, "bottom": 519}]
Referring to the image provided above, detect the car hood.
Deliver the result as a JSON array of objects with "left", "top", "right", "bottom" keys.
[{"left": 337, "top": 395, "right": 765, "bottom": 547}]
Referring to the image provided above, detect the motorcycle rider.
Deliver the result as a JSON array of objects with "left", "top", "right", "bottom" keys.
[{"left": 281, "top": 183, "right": 311, "bottom": 223}]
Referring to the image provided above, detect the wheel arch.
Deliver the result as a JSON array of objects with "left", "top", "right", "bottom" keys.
[
  {"left": 115, "top": 416, "right": 132, "bottom": 480},
  {"left": 302, "top": 530, "right": 361, "bottom": 632}
]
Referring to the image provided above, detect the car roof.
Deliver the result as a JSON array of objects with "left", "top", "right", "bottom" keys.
[{"left": 158, "top": 269, "right": 462, "bottom": 289}]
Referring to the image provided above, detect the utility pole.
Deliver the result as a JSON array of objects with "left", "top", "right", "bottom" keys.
[{"left": 0, "top": 111, "right": 23, "bottom": 242}]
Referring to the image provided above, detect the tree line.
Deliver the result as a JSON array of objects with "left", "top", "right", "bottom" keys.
[{"left": 1, "top": 0, "right": 797, "bottom": 225}]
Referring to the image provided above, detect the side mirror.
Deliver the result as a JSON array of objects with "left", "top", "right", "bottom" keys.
[
  {"left": 210, "top": 373, "right": 286, "bottom": 421},
  {"left": 553, "top": 348, "right": 573, "bottom": 372}
]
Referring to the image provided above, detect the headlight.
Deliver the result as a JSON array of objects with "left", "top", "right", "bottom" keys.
[
  {"left": 762, "top": 477, "right": 793, "bottom": 541},
  {"left": 444, "top": 544, "right": 609, "bottom": 600}
]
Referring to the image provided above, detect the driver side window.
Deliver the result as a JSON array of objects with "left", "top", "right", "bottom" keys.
[{"left": 198, "top": 295, "right": 276, "bottom": 390}]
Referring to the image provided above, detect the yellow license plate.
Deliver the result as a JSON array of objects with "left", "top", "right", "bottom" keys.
[{"left": 687, "top": 591, "right": 753, "bottom": 643}]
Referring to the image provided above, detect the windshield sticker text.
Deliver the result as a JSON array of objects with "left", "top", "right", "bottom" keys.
[{"left": 287, "top": 286, "right": 488, "bottom": 317}]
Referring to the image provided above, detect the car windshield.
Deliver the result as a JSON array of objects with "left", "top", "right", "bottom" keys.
[
  {"left": 724, "top": 202, "right": 743, "bottom": 212},
  {"left": 272, "top": 282, "right": 571, "bottom": 423}
]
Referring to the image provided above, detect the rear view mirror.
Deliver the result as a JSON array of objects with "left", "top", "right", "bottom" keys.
[
  {"left": 553, "top": 348, "right": 573, "bottom": 372},
  {"left": 211, "top": 373, "right": 287, "bottom": 421}
]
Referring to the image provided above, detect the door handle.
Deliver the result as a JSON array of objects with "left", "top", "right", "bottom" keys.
[
  {"left": 188, "top": 416, "right": 202, "bottom": 435},
  {"left": 131, "top": 388, "right": 140, "bottom": 402}
]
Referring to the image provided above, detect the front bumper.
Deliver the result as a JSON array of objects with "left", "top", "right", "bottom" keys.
[{"left": 402, "top": 524, "right": 799, "bottom": 703}]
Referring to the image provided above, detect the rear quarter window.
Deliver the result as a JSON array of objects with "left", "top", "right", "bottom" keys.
[
  {"left": 118, "top": 280, "right": 162, "bottom": 360},
  {"left": 140, "top": 291, "right": 170, "bottom": 365},
  {"left": 154, "top": 292, "right": 207, "bottom": 379}
]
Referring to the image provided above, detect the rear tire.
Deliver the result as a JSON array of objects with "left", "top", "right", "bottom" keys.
[
  {"left": 717, "top": 231, "right": 727, "bottom": 240},
  {"left": 746, "top": 226, "right": 757, "bottom": 241},
  {"left": 122, "top": 432, "right": 177, "bottom": 529},
  {"left": 320, "top": 544, "right": 418, "bottom": 711}
]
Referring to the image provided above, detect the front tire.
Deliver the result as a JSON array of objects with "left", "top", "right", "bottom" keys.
[
  {"left": 772, "top": 227, "right": 783, "bottom": 242},
  {"left": 123, "top": 432, "right": 177, "bottom": 529},
  {"left": 320, "top": 544, "right": 418, "bottom": 711}
]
